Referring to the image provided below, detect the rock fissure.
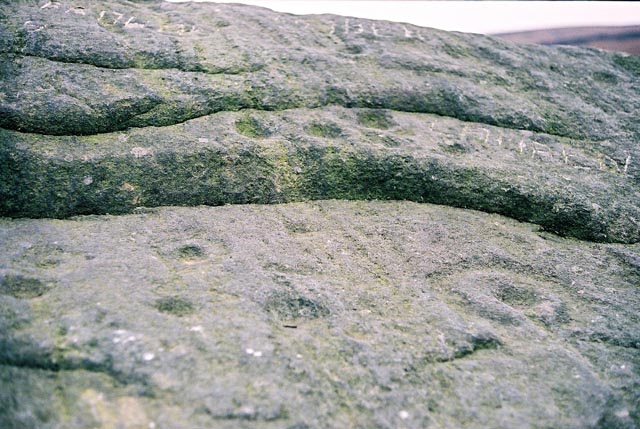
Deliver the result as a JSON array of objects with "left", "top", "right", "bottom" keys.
[
  {"left": 6, "top": 51, "right": 253, "bottom": 76},
  {"left": 0, "top": 57, "right": 582, "bottom": 141},
  {"left": 0, "top": 103, "right": 582, "bottom": 142},
  {"left": 0, "top": 343, "right": 139, "bottom": 389}
]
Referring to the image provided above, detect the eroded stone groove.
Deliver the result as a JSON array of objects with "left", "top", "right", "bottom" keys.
[
  {"left": 1, "top": 106, "right": 638, "bottom": 243},
  {"left": 0, "top": 45, "right": 637, "bottom": 146},
  {"left": 0, "top": 51, "right": 618, "bottom": 143},
  {"left": 1, "top": 1, "right": 639, "bottom": 148},
  {"left": 1, "top": 1, "right": 639, "bottom": 244}
]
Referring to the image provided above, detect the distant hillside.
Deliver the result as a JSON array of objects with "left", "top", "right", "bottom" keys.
[{"left": 495, "top": 25, "right": 640, "bottom": 54}]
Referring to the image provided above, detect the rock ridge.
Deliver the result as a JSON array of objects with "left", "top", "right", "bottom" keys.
[
  {"left": 1, "top": 1, "right": 639, "bottom": 244},
  {"left": 2, "top": 105, "right": 639, "bottom": 243}
]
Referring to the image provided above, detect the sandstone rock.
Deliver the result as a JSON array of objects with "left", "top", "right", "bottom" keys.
[
  {"left": 1, "top": 1, "right": 640, "bottom": 243},
  {"left": 0, "top": 1, "right": 639, "bottom": 428},
  {"left": 1, "top": 201, "right": 639, "bottom": 429},
  {"left": 2, "top": 104, "right": 640, "bottom": 243}
]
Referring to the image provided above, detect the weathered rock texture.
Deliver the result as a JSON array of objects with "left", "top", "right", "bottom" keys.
[
  {"left": 1, "top": 0, "right": 639, "bottom": 242},
  {"left": 2, "top": 201, "right": 639, "bottom": 429},
  {"left": 0, "top": 1, "right": 639, "bottom": 429}
]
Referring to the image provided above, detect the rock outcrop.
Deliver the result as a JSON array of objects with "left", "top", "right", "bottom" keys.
[
  {"left": 0, "top": 1, "right": 638, "bottom": 429},
  {"left": 1, "top": 0, "right": 639, "bottom": 242}
]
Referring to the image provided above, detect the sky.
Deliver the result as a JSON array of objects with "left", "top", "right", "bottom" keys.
[{"left": 165, "top": 1, "right": 640, "bottom": 35}]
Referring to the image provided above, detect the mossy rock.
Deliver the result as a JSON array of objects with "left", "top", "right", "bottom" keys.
[
  {"left": 154, "top": 296, "right": 195, "bottom": 316},
  {"left": 235, "top": 115, "right": 272, "bottom": 138},
  {"left": 356, "top": 110, "right": 396, "bottom": 129}
]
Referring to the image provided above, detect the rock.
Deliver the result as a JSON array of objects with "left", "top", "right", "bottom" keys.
[
  {"left": 1, "top": 1, "right": 639, "bottom": 243},
  {"left": 1, "top": 201, "right": 639, "bottom": 429},
  {"left": 2, "top": 105, "right": 640, "bottom": 243},
  {"left": 0, "top": 1, "right": 639, "bottom": 429}
]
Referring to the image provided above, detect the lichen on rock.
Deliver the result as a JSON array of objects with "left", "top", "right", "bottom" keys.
[{"left": 0, "top": 1, "right": 639, "bottom": 428}]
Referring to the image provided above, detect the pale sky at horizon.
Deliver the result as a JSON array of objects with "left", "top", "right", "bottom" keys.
[{"left": 166, "top": 1, "right": 640, "bottom": 35}]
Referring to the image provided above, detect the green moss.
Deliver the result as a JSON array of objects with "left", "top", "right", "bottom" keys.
[
  {"left": 265, "top": 290, "right": 330, "bottom": 320},
  {"left": 613, "top": 54, "right": 640, "bottom": 76},
  {"left": 306, "top": 121, "right": 343, "bottom": 138},
  {"left": 356, "top": 109, "right": 395, "bottom": 129},
  {"left": 591, "top": 71, "right": 618, "bottom": 84},
  {"left": 0, "top": 275, "right": 50, "bottom": 299},
  {"left": 344, "top": 43, "right": 364, "bottom": 54},
  {"left": 2, "top": 117, "right": 636, "bottom": 243},
  {"left": 440, "top": 142, "right": 468, "bottom": 155},
  {"left": 541, "top": 112, "right": 573, "bottom": 138},
  {"left": 441, "top": 43, "right": 469, "bottom": 59},
  {"left": 0, "top": 298, "right": 32, "bottom": 331},
  {"left": 154, "top": 296, "right": 195, "bottom": 316},
  {"left": 235, "top": 115, "right": 271, "bottom": 138},
  {"left": 175, "top": 245, "right": 206, "bottom": 260}
]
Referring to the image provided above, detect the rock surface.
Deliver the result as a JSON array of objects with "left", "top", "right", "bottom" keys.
[
  {"left": 1, "top": 0, "right": 639, "bottom": 242},
  {"left": 1, "top": 201, "right": 639, "bottom": 429},
  {"left": 0, "top": 1, "right": 639, "bottom": 429}
]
